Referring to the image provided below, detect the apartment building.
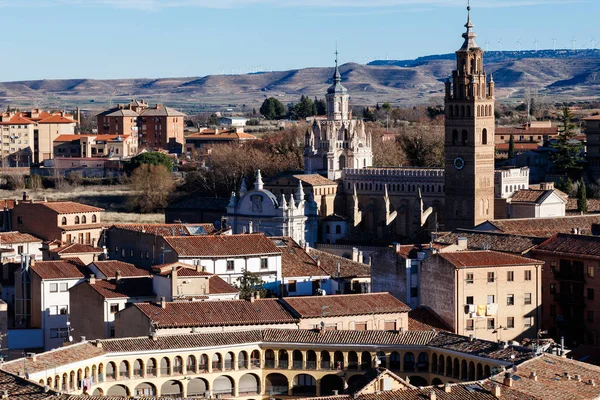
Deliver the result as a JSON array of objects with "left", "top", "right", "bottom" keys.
[
  {"left": 54, "top": 133, "right": 138, "bottom": 159},
  {"left": 11, "top": 198, "right": 104, "bottom": 245},
  {"left": 96, "top": 100, "right": 185, "bottom": 153},
  {"left": 420, "top": 248, "right": 543, "bottom": 342},
  {"left": 0, "top": 109, "right": 77, "bottom": 165},
  {"left": 531, "top": 233, "right": 600, "bottom": 348}
]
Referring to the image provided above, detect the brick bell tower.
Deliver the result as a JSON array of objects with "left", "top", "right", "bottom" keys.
[{"left": 444, "top": 4, "right": 496, "bottom": 231}]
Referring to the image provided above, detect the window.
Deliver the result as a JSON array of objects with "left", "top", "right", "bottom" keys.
[
  {"left": 588, "top": 266, "right": 595, "bottom": 277},
  {"left": 288, "top": 280, "right": 297, "bottom": 292},
  {"left": 410, "top": 287, "right": 419, "bottom": 297},
  {"left": 507, "top": 294, "right": 514, "bottom": 306},
  {"left": 49, "top": 283, "right": 58, "bottom": 293},
  {"left": 524, "top": 293, "right": 532, "bottom": 305},
  {"left": 81, "top": 215, "right": 87, "bottom": 224},
  {"left": 226, "top": 260, "right": 234, "bottom": 271},
  {"left": 355, "top": 322, "right": 367, "bottom": 331},
  {"left": 59, "top": 305, "right": 68, "bottom": 315},
  {"left": 17, "top": 245, "right": 23, "bottom": 254},
  {"left": 110, "top": 304, "right": 119, "bottom": 314},
  {"left": 466, "top": 296, "right": 474, "bottom": 305},
  {"left": 524, "top": 270, "right": 532, "bottom": 281},
  {"left": 74, "top": 216, "right": 80, "bottom": 224},
  {"left": 487, "top": 272, "right": 495, "bottom": 283},
  {"left": 260, "top": 258, "right": 268, "bottom": 269},
  {"left": 487, "top": 295, "right": 495, "bottom": 304},
  {"left": 588, "top": 310, "right": 595, "bottom": 323},
  {"left": 524, "top": 317, "right": 533, "bottom": 328},
  {"left": 110, "top": 326, "right": 115, "bottom": 338},
  {"left": 66, "top": 234, "right": 72, "bottom": 243},
  {"left": 17, "top": 216, "right": 22, "bottom": 224},
  {"left": 507, "top": 271, "right": 514, "bottom": 282},
  {"left": 487, "top": 318, "right": 495, "bottom": 330},
  {"left": 145, "top": 251, "right": 149, "bottom": 259},
  {"left": 588, "top": 288, "right": 595, "bottom": 300},
  {"left": 384, "top": 321, "right": 396, "bottom": 331},
  {"left": 49, "top": 306, "right": 59, "bottom": 316},
  {"left": 466, "top": 273, "right": 474, "bottom": 284},
  {"left": 466, "top": 319, "right": 474, "bottom": 331},
  {"left": 92, "top": 214, "right": 97, "bottom": 223},
  {"left": 61, "top": 216, "right": 67, "bottom": 225},
  {"left": 507, "top": 317, "right": 514, "bottom": 328}
]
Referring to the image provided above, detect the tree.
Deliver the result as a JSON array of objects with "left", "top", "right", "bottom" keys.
[
  {"left": 550, "top": 106, "right": 584, "bottom": 171},
  {"left": 508, "top": 135, "right": 515, "bottom": 159},
  {"left": 314, "top": 98, "right": 327, "bottom": 116},
  {"left": 577, "top": 178, "right": 588, "bottom": 213},
  {"left": 399, "top": 125, "right": 445, "bottom": 168},
  {"left": 130, "top": 164, "right": 175, "bottom": 213},
  {"left": 259, "top": 97, "right": 286, "bottom": 120},
  {"left": 290, "top": 96, "right": 315, "bottom": 120},
  {"left": 126, "top": 152, "right": 173, "bottom": 173},
  {"left": 363, "top": 107, "right": 375, "bottom": 122},
  {"left": 234, "top": 270, "right": 267, "bottom": 300}
]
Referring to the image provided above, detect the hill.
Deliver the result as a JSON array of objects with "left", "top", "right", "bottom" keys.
[{"left": 1, "top": 49, "right": 599, "bottom": 113}]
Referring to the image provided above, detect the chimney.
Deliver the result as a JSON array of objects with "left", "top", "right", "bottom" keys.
[
  {"left": 22, "top": 191, "right": 27, "bottom": 201},
  {"left": 332, "top": 390, "right": 338, "bottom": 396},
  {"left": 590, "top": 379, "right": 596, "bottom": 387},
  {"left": 80, "top": 336, "right": 86, "bottom": 342},
  {"left": 160, "top": 297, "right": 166, "bottom": 309},
  {"left": 456, "top": 237, "right": 468, "bottom": 250},
  {"left": 171, "top": 266, "right": 178, "bottom": 299},
  {"left": 115, "top": 270, "right": 121, "bottom": 283},
  {"left": 574, "top": 374, "right": 582, "bottom": 382},
  {"left": 248, "top": 221, "right": 253, "bottom": 234},
  {"left": 27, "top": 353, "right": 36, "bottom": 362},
  {"left": 503, "top": 373, "right": 513, "bottom": 387},
  {"left": 469, "top": 334, "right": 474, "bottom": 342},
  {"left": 563, "top": 372, "right": 571, "bottom": 380},
  {"left": 94, "top": 340, "right": 102, "bottom": 348},
  {"left": 352, "top": 247, "right": 359, "bottom": 262},
  {"left": 89, "top": 273, "right": 96, "bottom": 285},
  {"left": 492, "top": 384, "right": 501, "bottom": 397},
  {"left": 317, "top": 259, "right": 321, "bottom": 267},
  {"left": 429, "top": 391, "right": 436, "bottom": 400},
  {"left": 529, "top": 371, "right": 538, "bottom": 381},
  {"left": 443, "top": 384, "right": 451, "bottom": 393}
]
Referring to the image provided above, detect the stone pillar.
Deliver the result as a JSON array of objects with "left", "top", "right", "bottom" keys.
[
  {"left": 316, "top": 380, "right": 321, "bottom": 397},
  {"left": 371, "top": 353, "right": 377, "bottom": 369},
  {"left": 288, "top": 350, "right": 293, "bottom": 370},
  {"left": 316, "top": 352, "right": 321, "bottom": 371},
  {"left": 274, "top": 351, "right": 279, "bottom": 369},
  {"left": 288, "top": 380, "right": 293, "bottom": 396},
  {"left": 234, "top": 352, "right": 238, "bottom": 371}
]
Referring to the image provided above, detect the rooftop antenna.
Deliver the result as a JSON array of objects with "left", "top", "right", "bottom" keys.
[
  {"left": 517, "top": 38, "right": 522, "bottom": 52},
  {"left": 552, "top": 38, "right": 557, "bottom": 52},
  {"left": 534, "top": 39, "right": 539, "bottom": 52},
  {"left": 497, "top": 39, "right": 504, "bottom": 52}
]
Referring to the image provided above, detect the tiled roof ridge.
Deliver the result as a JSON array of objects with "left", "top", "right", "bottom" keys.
[{"left": 2, "top": 341, "right": 95, "bottom": 367}]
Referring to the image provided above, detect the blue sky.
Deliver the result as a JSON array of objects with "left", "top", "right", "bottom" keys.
[{"left": 0, "top": 0, "right": 595, "bottom": 81}]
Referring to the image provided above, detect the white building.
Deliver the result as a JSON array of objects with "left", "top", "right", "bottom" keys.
[
  {"left": 506, "top": 184, "right": 567, "bottom": 219},
  {"left": 218, "top": 117, "right": 248, "bottom": 127},
  {"left": 225, "top": 170, "right": 319, "bottom": 246},
  {"left": 0, "top": 232, "right": 43, "bottom": 308},
  {"left": 495, "top": 167, "right": 530, "bottom": 199}
]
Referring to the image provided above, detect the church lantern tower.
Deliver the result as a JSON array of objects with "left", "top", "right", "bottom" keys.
[
  {"left": 443, "top": 4, "right": 496, "bottom": 230},
  {"left": 326, "top": 51, "right": 350, "bottom": 121}
]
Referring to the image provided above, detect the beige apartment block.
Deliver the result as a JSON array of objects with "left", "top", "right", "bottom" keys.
[
  {"left": 420, "top": 246, "right": 543, "bottom": 342},
  {"left": 0, "top": 109, "right": 77, "bottom": 165}
]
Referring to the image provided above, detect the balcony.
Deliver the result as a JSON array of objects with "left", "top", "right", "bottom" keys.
[
  {"left": 267, "top": 386, "right": 288, "bottom": 395},
  {"left": 293, "top": 361, "right": 304, "bottom": 370},
  {"left": 145, "top": 368, "right": 156, "bottom": 377},
  {"left": 264, "top": 360, "right": 275, "bottom": 369},
  {"left": 278, "top": 360, "right": 289, "bottom": 369}
]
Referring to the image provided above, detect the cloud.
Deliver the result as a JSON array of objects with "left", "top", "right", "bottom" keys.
[{"left": 0, "top": 0, "right": 574, "bottom": 10}]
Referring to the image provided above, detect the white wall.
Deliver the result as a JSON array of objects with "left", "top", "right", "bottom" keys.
[
  {"left": 41, "top": 277, "right": 84, "bottom": 350},
  {"left": 179, "top": 255, "right": 282, "bottom": 286}
]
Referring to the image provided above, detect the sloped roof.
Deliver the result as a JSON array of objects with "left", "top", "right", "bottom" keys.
[
  {"left": 0, "top": 369, "right": 59, "bottom": 399},
  {"left": 439, "top": 250, "right": 542, "bottom": 268},
  {"left": 208, "top": 275, "right": 238, "bottom": 294},
  {"left": 134, "top": 299, "right": 296, "bottom": 328},
  {"left": 510, "top": 189, "right": 567, "bottom": 204},
  {"left": 164, "top": 233, "right": 281, "bottom": 257},
  {"left": 87, "top": 278, "right": 154, "bottom": 299},
  {"left": 29, "top": 259, "right": 86, "bottom": 280},
  {"left": 91, "top": 261, "right": 151, "bottom": 279},
  {"left": 271, "top": 237, "right": 329, "bottom": 278},
  {"left": 408, "top": 306, "right": 453, "bottom": 332},
  {"left": 282, "top": 293, "right": 410, "bottom": 318},
  {"left": 293, "top": 174, "right": 337, "bottom": 186},
  {"left": 29, "top": 201, "right": 103, "bottom": 214},
  {"left": 50, "top": 243, "right": 103, "bottom": 255},
  {"left": 308, "top": 248, "right": 371, "bottom": 278},
  {"left": 0, "top": 231, "right": 41, "bottom": 244},
  {"left": 140, "top": 106, "right": 185, "bottom": 117},
  {"left": 112, "top": 223, "right": 215, "bottom": 236},
  {"left": 434, "top": 231, "right": 542, "bottom": 255},
  {"left": 532, "top": 233, "right": 600, "bottom": 260},
  {"left": 476, "top": 215, "right": 600, "bottom": 237}
]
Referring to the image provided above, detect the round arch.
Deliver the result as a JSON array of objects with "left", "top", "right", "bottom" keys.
[
  {"left": 239, "top": 373, "right": 260, "bottom": 396},
  {"left": 188, "top": 377, "right": 209, "bottom": 397},
  {"left": 477, "top": 363, "right": 484, "bottom": 380},
  {"left": 213, "top": 375, "right": 235, "bottom": 396},
  {"left": 348, "top": 351, "right": 359, "bottom": 370},
  {"left": 92, "top": 388, "right": 104, "bottom": 396},
  {"left": 265, "top": 373, "right": 288, "bottom": 396},
  {"left": 320, "top": 374, "right": 344, "bottom": 396},
  {"left": 484, "top": 365, "right": 491, "bottom": 378},
  {"left": 238, "top": 351, "right": 248, "bottom": 370},
  {"left": 134, "top": 382, "right": 156, "bottom": 397},
  {"left": 390, "top": 352, "right": 400, "bottom": 371},
  {"left": 431, "top": 378, "right": 443, "bottom": 386},
  {"left": 347, "top": 374, "right": 364, "bottom": 387},
  {"left": 161, "top": 380, "right": 183, "bottom": 397},
  {"left": 360, "top": 351, "right": 372, "bottom": 370},
  {"left": 292, "top": 374, "right": 316, "bottom": 396},
  {"left": 408, "top": 376, "right": 428, "bottom": 387},
  {"left": 106, "top": 384, "right": 129, "bottom": 397}
]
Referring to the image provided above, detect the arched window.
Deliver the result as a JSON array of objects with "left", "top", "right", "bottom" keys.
[
  {"left": 61, "top": 217, "right": 67, "bottom": 225},
  {"left": 461, "top": 105, "right": 465, "bottom": 117},
  {"left": 74, "top": 216, "right": 80, "bottom": 225},
  {"left": 81, "top": 215, "right": 87, "bottom": 224},
  {"left": 339, "top": 155, "right": 346, "bottom": 169},
  {"left": 462, "top": 130, "right": 468, "bottom": 145},
  {"left": 449, "top": 106, "right": 454, "bottom": 117},
  {"left": 482, "top": 128, "right": 488, "bottom": 145},
  {"left": 466, "top": 105, "right": 471, "bottom": 117}
]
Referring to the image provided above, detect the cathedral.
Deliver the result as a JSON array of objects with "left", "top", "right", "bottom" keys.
[{"left": 228, "top": 5, "right": 496, "bottom": 244}]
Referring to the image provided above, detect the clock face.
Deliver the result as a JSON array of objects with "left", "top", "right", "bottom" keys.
[{"left": 454, "top": 156, "right": 465, "bottom": 170}]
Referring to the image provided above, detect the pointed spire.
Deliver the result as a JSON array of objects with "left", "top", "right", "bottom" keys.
[
  {"left": 254, "top": 169, "right": 264, "bottom": 190},
  {"left": 327, "top": 47, "right": 347, "bottom": 95},
  {"left": 489, "top": 73, "right": 494, "bottom": 83},
  {"left": 459, "top": 2, "right": 479, "bottom": 51},
  {"left": 239, "top": 178, "right": 248, "bottom": 196},
  {"left": 280, "top": 194, "right": 288, "bottom": 210},
  {"left": 228, "top": 191, "right": 237, "bottom": 208},
  {"left": 288, "top": 193, "right": 296, "bottom": 210},
  {"left": 296, "top": 180, "right": 305, "bottom": 202}
]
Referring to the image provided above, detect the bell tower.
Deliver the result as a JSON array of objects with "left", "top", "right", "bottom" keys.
[
  {"left": 326, "top": 50, "right": 350, "bottom": 121},
  {"left": 444, "top": 4, "right": 496, "bottom": 230}
]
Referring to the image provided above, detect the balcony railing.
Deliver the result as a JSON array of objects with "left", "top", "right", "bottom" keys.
[
  {"left": 213, "top": 389, "right": 234, "bottom": 395},
  {"left": 306, "top": 361, "right": 316, "bottom": 370},
  {"left": 173, "top": 365, "right": 183, "bottom": 375},
  {"left": 267, "top": 386, "right": 288, "bottom": 395},
  {"left": 224, "top": 360, "right": 234, "bottom": 370},
  {"left": 293, "top": 360, "right": 304, "bottom": 370},
  {"left": 198, "top": 364, "right": 208, "bottom": 372},
  {"left": 186, "top": 365, "right": 196, "bottom": 373},
  {"left": 212, "top": 362, "right": 222, "bottom": 370},
  {"left": 146, "top": 368, "right": 156, "bottom": 377},
  {"left": 278, "top": 360, "right": 289, "bottom": 369},
  {"left": 239, "top": 387, "right": 259, "bottom": 395},
  {"left": 133, "top": 368, "right": 143, "bottom": 377},
  {"left": 251, "top": 359, "right": 261, "bottom": 369},
  {"left": 160, "top": 367, "right": 170, "bottom": 375},
  {"left": 265, "top": 360, "right": 275, "bottom": 369},
  {"left": 348, "top": 361, "right": 359, "bottom": 370},
  {"left": 106, "top": 373, "right": 116, "bottom": 381},
  {"left": 321, "top": 360, "right": 331, "bottom": 370},
  {"left": 119, "top": 370, "right": 129, "bottom": 378},
  {"left": 238, "top": 360, "right": 248, "bottom": 369}
]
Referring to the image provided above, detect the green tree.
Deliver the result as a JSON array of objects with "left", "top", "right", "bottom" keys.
[
  {"left": 234, "top": 270, "right": 267, "bottom": 300},
  {"left": 314, "top": 98, "right": 327, "bottom": 116},
  {"left": 508, "top": 135, "right": 515, "bottom": 159},
  {"left": 291, "top": 96, "right": 315, "bottom": 120},
  {"left": 363, "top": 107, "right": 375, "bottom": 122},
  {"left": 557, "top": 177, "right": 574, "bottom": 196},
  {"left": 382, "top": 102, "right": 392, "bottom": 112},
  {"left": 550, "top": 106, "right": 584, "bottom": 171},
  {"left": 577, "top": 178, "right": 588, "bottom": 213},
  {"left": 259, "top": 97, "right": 286, "bottom": 120},
  {"left": 126, "top": 152, "right": 174, "bottom": 173}
]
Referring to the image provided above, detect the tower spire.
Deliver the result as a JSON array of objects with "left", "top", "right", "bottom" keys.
[
  {"left": 333, "top": 45, "right": 342, "bottom": 85},
  {"left": 459, "top": 1, "right": 478, "bottom": 51}
]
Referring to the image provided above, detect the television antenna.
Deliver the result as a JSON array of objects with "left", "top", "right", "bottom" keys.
[
  {"left": 534, "top": 39, "right": 539, "bottom": 52},
  {"left": 497, "top": 39, "right": 504, "bottom": 52},
  {"left": 552, "top": 38, "right": 557, "bottom": 51},
  {"left": 516, "top": 39, "right": 522, "bottom": 52}
]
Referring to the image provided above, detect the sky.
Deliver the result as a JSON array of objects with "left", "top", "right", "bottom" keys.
[{"left": 0, "top": 0, "right": 596, "bottom": 81}]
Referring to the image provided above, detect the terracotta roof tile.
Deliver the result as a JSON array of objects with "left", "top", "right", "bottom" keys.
[
  {"left": 293, "top": 174, "right": 337, "bottom": 186},
  {"left": 271, "top": 237, "right": 329, "bottom": 278},
  {"left": 408, "top": 306, "right": 453, "bottom": 332},
  {"left": 29, "top": 259, "right": 86, "bottom": 280},
  {"left": 495, "top": 126, "right": 558, "bottom": 136},
  {"left": 282, "top": 293, "right": 410, "bottom": 318},
  {"left": 434, "top": 232, "right": 542, "bottom": 255},
  {"left": 32, "top": 201, "right": 103, "bottom": 214},
  {"left": 208, "top": 275, "right": 239, "bottom": 294},
  {"left": 86, "top": 278, "right": 154, "bottom": 299},
  {"left": 532, "top": 233, "right": 600, "bottom": 260},
  {"left": 428, "top": 332, "right": 533, "bottom": 363},
  {"left": 91, "top": 260, "right": 151, "bottom": 279},
  {"left": 152, "top": 262, "right": 213, "bottom": 276},
  {"left": 510, "top": 190, "right": 552, "bottom": 203},
  {"left": 439, "top": 250, "right": 542, "bottom": 269},
  {"left": 478, "top": 215, "right": 600, "bottom": 238},
  {"left": 37, "top": 115, "right": 76, "bottom": 124},
  {"left": 164, "top": 233, "right": 281, "bottom": 257},
  {"left": 112, "top": 223, "right": 215, "bottom": 236},
  {"left": 0, "top": 370, "right": 59, "bottom": 399},
  {"left": 307, "top": 248, "right": 371, "bottom": 278},
  {"left": 50, "top": 243, "right": 103, "bottom": 254},
  {"left": 0, "top": 231, "right": 41, "bottom": 244},
  {"left": 134, "top": 299, "right": 296, "bottom": 328},
  {"left": 61, "top": 223, "right": 104, "bottom": 231}
]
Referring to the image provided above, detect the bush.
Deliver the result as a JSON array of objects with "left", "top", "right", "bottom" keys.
[{"left": 26, "top": 174, "right": 43, "bottom": 191}]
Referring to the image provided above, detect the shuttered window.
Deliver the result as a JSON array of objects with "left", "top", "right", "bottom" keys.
[
  {"left": 355, "top": 322, "right": 367, "bottom": 331},
  {"left": 384, "top": 321, "right": 396, "bottom": 331}
]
